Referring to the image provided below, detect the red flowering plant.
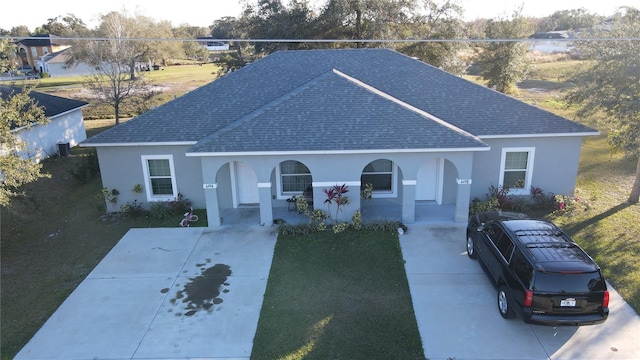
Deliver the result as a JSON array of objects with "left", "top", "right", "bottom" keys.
[
  {"left": 323, "top": 184, "right": 350, "bottom": 224},
  {"left": 554, "top": 194, "right": 589, "bottom": 216}
]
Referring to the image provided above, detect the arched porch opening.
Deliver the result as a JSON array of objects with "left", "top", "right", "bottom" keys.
[{"left": 270, "top": 159, "right": 314, "bottom": 225}]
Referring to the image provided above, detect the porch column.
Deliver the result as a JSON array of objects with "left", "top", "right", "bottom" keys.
[
  {"left": 455, "top": 178, "right": 472, "bottom": 223},
  {"left": 402, "top": 180, "right": 416, "bottom": 224},
  {"left": 203, "top": 183, "right": 221, "bottom": 227},
  {"left": 258, "top": 182, "right": 273, "bottom": 226}
]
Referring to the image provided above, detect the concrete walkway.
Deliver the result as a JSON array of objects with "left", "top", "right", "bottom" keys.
[
  {"left": 15, "top": 223, "right": 640, "bottom": 360},
  {"left": 400, "top": 223, "right": 640, "bottom": 360},
  {"left": 15, "top": 226, "right": 277, "bottom": 360}
]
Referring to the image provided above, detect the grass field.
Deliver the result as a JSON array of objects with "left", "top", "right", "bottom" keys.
[{"left": 1, "top": 56, "right": 639, "bottom": 359}]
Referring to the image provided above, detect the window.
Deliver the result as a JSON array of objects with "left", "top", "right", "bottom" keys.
[
  {"left": 279, "top": 160, "right": 311, "bottom": 195},
  {"left": 499, "top": 148, "right": 534, "bottom": 195},
  {"left": 361, "top": 159, "right": 395, "bottom": 195},
  {"left": 486, "top": 224, "right": 514, "bottom": 262},
  {"left": 141, "top": 155, "right": 177, "bottom": 201},
  {"left": 510, "top": 250, "right": 533, "bottom": 287}
]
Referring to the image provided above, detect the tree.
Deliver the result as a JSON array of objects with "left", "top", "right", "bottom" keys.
[
  {"left": 209, "top": 13, "right": 264, "bottom": 74},
  {"left": 475, "top": 7, "right": 534, "bottom": 94},
  {"left": 564, "top": 7, "right": 640, "bottom": 203},
  {"left": 243, "top": 0, "right": 318, "bottom": 53},
  {"left": 316, "top": 0, "right": 415, "bottom": 46},
  {"left": 398, "top": 0, "right": 468, "bottom": 75},
  {"left": 40, "top": 14, "right": 89, "bottom": 37},
  {"left": 536, "top": 8, "right": 601, "bottom": 32},
  {"left": 68, "top": 11, "right": 157, "bottom": 125},
  {"left": 0, "top": 39, "right": 49, "bottom": 206},
  {"left": 173, "top": 25, "right": 210, "bottom": 63}
]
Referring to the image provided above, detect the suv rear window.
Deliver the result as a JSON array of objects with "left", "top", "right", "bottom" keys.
[{"left": 533, "top": 271, "right": 606, "bottom": 293}]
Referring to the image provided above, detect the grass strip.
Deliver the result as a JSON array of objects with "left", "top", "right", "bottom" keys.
[{"left": 251, "top": 230, "right": 424, "bottom": 360}]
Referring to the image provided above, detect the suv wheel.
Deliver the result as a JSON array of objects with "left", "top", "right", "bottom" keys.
[
  {"left": 466, "top": 233, "right": 477, "bottom": 259},
  {"left": 497, "top": 286, "right": 516, "bottom": 319}
]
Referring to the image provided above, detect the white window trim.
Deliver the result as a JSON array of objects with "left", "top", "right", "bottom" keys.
[
  {"left": 275, "top": 161, "right": 312, "bottom": 200},
  {"left": 499, "top": 147, "right": 535, "bottom": 196},
  {"left": 363, "top": 161, "right": 398, "bottom": 199},
  {"left": 141, "top": 155, "right": 178, "bottom": 202}
]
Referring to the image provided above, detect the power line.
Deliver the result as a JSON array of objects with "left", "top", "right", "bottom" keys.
[{"left": 2, "top": 36, "right": 640, "bottom": 43}]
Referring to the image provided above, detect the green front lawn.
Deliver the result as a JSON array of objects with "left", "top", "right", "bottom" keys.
[{"left": 251, "top": 230, "right": 424, "bottom": 360}]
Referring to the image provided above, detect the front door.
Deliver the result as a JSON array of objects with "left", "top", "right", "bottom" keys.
[
  {"left": 416, "top": 158, "right": 442, "bottom": 203},
  {"left": 234, "top": 162, "right": 259, "bottom": 206}
]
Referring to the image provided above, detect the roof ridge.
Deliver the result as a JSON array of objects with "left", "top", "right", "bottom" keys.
[
  {"left": 192, "top": 70, "right": 337, "bottom": 145},
  {"left": 331, "top": 69, "right": 483, "bottom": 143}
]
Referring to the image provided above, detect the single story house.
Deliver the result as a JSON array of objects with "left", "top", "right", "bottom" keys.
[
  {"left": 81, "top": 49, "right": 598, "bottom": 226},
  {"left": 1, "top": 85, "right": 89, "bottom": 161},
  {"left": 529, "top": 31, "right": 573, "bottom": 53},
  {"left": 35, "top": 48, "right": 97, "bottom": 78},
  {"left": 196, "top": 38, "right": 230, "bottom": 51}
]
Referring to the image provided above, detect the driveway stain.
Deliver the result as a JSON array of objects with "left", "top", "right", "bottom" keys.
[{"left": 166, "top": 263, "right": 232, "bottom": 316}]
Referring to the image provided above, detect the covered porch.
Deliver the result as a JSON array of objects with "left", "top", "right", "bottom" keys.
[{"left": 219, "top": 199, "right": 457, "bottom": 227}]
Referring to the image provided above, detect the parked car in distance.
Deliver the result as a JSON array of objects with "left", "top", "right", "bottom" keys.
[
  {"left": 466, "top": 211, "right": 609, "bottom": 325},
  {"left": 17, "top": 66, "right": 35, "bottom": 74}
]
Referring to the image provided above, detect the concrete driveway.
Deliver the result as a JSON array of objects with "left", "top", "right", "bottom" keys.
[
  {"left": 401, "top": 223, "right": 640, "bottom": 360},
  {"left": 15, "top": 222, "right": 640, "bottom": 359},
  {"left": 15, "top": 226, "right": 277, "bottom": 360}
]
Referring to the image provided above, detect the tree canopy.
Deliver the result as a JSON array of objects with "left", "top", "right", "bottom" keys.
[
  {"left": 564, "top": 7, "right": 640, "bottom": 203},
  {"left": 476, "top": 7, "right": 534, "bottom": 94},
  {"left": 0, "top": 39, "right": 49, "bottom": 206},
  {"left": 67, "top": 11, "right": 160, "bottom": 125}
]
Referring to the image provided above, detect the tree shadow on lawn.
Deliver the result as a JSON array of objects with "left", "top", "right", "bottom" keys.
[{"left": 561, "top": 202, "right": 634, "bottom": 234}]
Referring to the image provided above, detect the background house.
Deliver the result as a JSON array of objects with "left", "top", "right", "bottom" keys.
[
  {"left": 1, "top": 85, "right": 89, "bottom": 162},
  {"left": 15, "top": 34, "right": 71, "bottom": 71},
  {"left": 82, "top": 49, "right": 598, "bottom": 226},
  {"left": 196, "top": 37, "right": 230, "bottom": 51},
  {"left": 529, "top": 31, "right": 573, "bottom": 53},
  {"left": 35, "top": 48, "right": 97, "bottom": 78}
]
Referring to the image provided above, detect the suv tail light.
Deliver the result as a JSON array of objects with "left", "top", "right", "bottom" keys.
[
  {"left": 603, "top": 290, "right": 610, "bottom": 308},
  {"left": 524, "top": 290, "right": 534, "bottom": 307}
]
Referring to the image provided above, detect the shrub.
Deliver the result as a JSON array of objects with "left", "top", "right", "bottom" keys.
[
  {"left": 351, "top": 210, "right": 363, "bottom": 230},
  {"left": 510, "top": 196, "right": 530, "bottom": 213},
  {"left": 332, "top": 222, "right": 349, "bottom": 234},
  {"left": 469, "top": 196, "right": 501, "bottom": 215},
  {"left": 362, "top": 220, "right": 406, "bottom": 233},
  {"left": 167, "top": 193, "right": 191, "bottom": 216},
  {"left": 553, "top": 194, "right": 589, "bottom": 217},
  {"left": 68, "top": 151, "right": 100, "bottom": 184},
  {"left": 120, "top": 200, "right": 145, "bottom": 218},
  {"left": 276, "top": 218, "right": 406, "bottom": 235},
  {"left": 529, "top": 186, "right": 557, "bottom": 212},
  {"left": 489, "top": 185, "right": 514, "bottom": 209},
  {"left": 148, "top": 201, "right": 171, "bottom": 220}
]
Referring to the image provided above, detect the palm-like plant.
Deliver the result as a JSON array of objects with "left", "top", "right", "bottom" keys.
[{"left": 323, "top": 184, "right": 350, "bottom": 224}]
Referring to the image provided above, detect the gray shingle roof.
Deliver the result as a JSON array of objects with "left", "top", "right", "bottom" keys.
[
  {"left": 82, "top": 48, "right": 596, "bottom": 153},
  {"left": 1, "top": 86, "right": 88, "bottom": 129}
]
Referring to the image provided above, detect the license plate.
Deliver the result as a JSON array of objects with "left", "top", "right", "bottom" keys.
[{"left": 561, "top": 298, "right": 576, "bottom": 307}]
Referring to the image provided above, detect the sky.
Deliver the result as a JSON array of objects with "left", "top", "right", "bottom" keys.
[{"left": 1, "top": 0, "right": 633, "bottom": 31}]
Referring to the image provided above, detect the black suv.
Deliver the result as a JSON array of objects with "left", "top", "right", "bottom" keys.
[{"left": 466, "top": 211, "right": 609, "bottom": 325}]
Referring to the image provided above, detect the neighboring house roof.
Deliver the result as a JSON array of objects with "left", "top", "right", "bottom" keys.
[
  {"left": 15, "top": 34, "right": 70, "bottom": 47},
  {"left": 1, "top": 85, "right": 89, "bottom": 130},
  {"left": 39, "top": 48, "right": 71, "bottom": 64},
  {"left": 530, "top": 31, "right": 571, "bottom": 39},
  {"left": 82, "top": 49, "right": 597, "bottom": 153}
]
